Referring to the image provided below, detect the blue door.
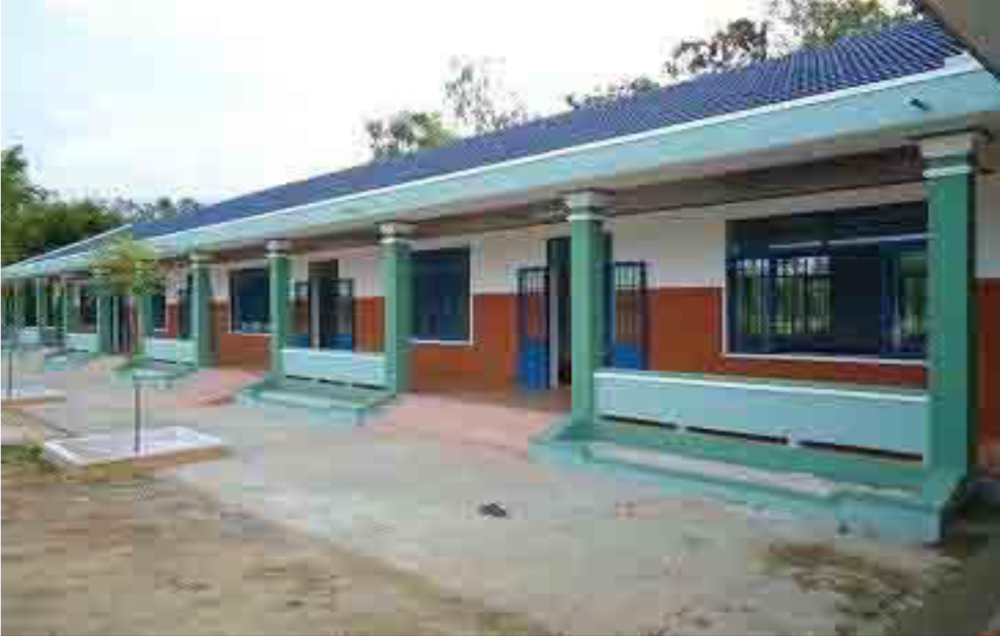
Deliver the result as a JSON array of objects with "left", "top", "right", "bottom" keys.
[
  {"left": 517, "top": 267, "right": 550, "bottom": 390},
  {"left": 607, "top": 261, "right": 648, "bottom": 370}
]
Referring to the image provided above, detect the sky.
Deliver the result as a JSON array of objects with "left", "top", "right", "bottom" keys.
[{"left": 1, "top": 0, "right": 762, "bottom": 204}]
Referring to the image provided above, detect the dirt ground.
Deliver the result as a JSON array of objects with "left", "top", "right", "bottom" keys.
[{"left": 1, "top": 421, "right": 546, "bottom": 636}]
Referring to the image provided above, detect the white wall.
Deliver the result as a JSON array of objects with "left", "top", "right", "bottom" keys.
[{"left": 204, "top": 176, "right": 1000, "bottom": 301}]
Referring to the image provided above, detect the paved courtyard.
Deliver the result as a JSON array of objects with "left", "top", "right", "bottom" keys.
[{"left": 6, "top": 351, "right": 996, "bottom": 635}]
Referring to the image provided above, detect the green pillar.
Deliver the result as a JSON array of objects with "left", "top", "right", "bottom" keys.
[
  {"left": 566, "top": 191, "right": 610, "bottom": 427},
  {"left": 381, "top": 224, "right": 414, "bottom": 395},
  {"left": 60, "top": 278, "right": 75, "bottom": 341},
  {"left": 35, "top": 278, "right": 49, "bottom": 331},
  {"left": 97, "top": 286, "right": 114, "bottom": 355},
  {"left": 13, "top": 282, "right": 26, "bottom": 331},
  {"left": 267, "top": 241, "right": 292, "bottom": 381},
  {"left": 922, "top": 133, "right": 979, "bottom": 476},
  {"left": 190, "top": 253, "right": 214, "bottom": 368}
]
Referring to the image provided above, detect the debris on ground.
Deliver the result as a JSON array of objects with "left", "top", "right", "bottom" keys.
[{"left": 478, "top": 503, "right": 509, "bottom": 519}]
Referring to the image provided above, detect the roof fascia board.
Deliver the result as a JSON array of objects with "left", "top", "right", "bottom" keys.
[
  {"left": 2, "top": 224, "right": 132, "bottom": 281},
  {"left": 144, "top": 63, "right": 998, "bottom": 252}
]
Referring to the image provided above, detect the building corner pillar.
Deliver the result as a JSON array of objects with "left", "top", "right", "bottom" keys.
[
  {"left": 380, "top": 223, "right": 414, "bottom": 395},
  {"left": 565, "top": 191, "right": 612, "bottom": 428},
  {"left": 921, "top": 132, "right": 981, "bottom": 476}
]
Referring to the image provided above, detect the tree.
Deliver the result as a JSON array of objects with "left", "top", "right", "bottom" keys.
[
  {"left": 3, "top": 146, "right": 124, "bottom": 265},
  {"left": 90, "top": 237, "right": 165, "bottom": 453},
  {"left": 769, "top": 0, "right": 914, "bottom": 50},
  {"left": 365, "top": 111, "right": 457, "bottom": 160},
  {"left": 2, "top": 146, "right": 47, "bottom": 264},
  {"left": 566, "top": 0, "right": 911, "bottom": 108},
  {"left": 11, "top": 199, "right": 122, "bottom": 264},
  {"left": 106, "top": 196, "right": 203, "bottom": 222},
  {"left": 2, "top": 145, "right": 201, "bottom": 265},
  {"left": 365, "top": 58, "right": 530, "bottom": 160},
  {"left": 444, "top": 58, "right": 530, "bottom": 135},
  {"left": 566, "top": 76, "right": 661, "bottom": 110},
  {"left": 664, "top": 18, "right": 771, "bottom": 79}
]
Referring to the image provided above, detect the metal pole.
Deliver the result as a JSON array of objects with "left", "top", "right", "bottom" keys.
[
  {"left": 133, "top": 378, "right": 142, "bottom": 455},
  {"left": 5, "top": 347, "right": 14, "bottom": 401}
]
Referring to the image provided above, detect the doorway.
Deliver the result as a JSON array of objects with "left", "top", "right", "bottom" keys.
[
  {"left": 547, "top": 237, "right": 573, "bottom": 387},
  {"left": 516, "top": 234, "right": 617, "bottom": 391}
]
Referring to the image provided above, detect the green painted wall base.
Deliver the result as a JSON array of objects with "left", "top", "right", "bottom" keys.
[
  {"left": 110, "top": 358, "right": 197, "bottom": 390},
  {"left": 530, "top": 417, "right": 965, "bottom": 544},
  {"left": 42, "top": 350, "right": 99, "bottom": 372},
  {"left": 236, "top": 378, "right": 394, "bottom": 428}
]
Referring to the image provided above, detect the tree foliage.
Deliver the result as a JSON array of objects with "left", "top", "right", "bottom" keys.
[
  {"left": 664, "top": 18, "right": 771, "bottom": 79},
  {"left": 89, "top": 237, "right": 163, "bottom": 301},
  {"left": 444, "top": 58, "right": 530, "bottom": 136},
  {"left": 105, "top": 196, "right": 203, "bottom": 223},
  {"left": 769, "top": 0, "right": 914, "bottom": 49},
  {"left": 565, "top": 76, "right": 662, "bottom": 110},
  {"left": 2, "top": 146, "right": 122, "bottom": 265},
  {"left": 365, "top": 111, "right": 457, "bottom": 161},
  {"left": 566, "top": 0, "right": 913, "bottom": 109},
  {"left": 2, "top": 146, "right": 201, "bottom": 265},
  {"left": 366, "top": 58, "right": 529, "bottom": 160}
]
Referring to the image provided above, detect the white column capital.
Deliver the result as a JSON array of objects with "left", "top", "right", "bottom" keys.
[
  {"left": 380, "top": 223, "right": 416, "bottom": 245},
  {"left": 189, "top": 252, "right": 213, "bottom": 266},
  {"left": 266, "top": 240, "right": 292, "bottom": 257},
  {"left": 563, "top": 190, "right": 613, "bottom": 221},
  {"left": 918, "top": 131, "right": 984, "bottom": 161}
]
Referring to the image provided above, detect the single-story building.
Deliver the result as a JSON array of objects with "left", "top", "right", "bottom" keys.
[{"left": 3, "top": 20, "right": 999, "bottom": 542}]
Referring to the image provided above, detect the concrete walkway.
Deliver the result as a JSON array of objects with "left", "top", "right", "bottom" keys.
[
  {"left": 374, "top": 393, "right": 558, "bottom": 456},
  {"left": 10, "top": 356, "right": 974, "bottom": 636}
]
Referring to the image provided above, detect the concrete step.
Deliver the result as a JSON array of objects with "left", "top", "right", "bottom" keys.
[
  {"left": 238, "top": 380, "right": 391, "bottom": 427},
  {"left": 588, "top": 441, "right": 839, "bottom": 498},
  {"left": 256, "top": 388, "right": 361, "bottom": 412}
]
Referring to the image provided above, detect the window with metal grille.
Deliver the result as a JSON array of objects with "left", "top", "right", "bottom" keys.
[
  {"left": 413, "top": 248, "right": 470, "bottom": 342},
  {"left": 312, "top": 274, "right": 355, "bottom": 351},
  {"left": 727, "top": 203, "right": 928, "bottom": 358},
  {"left": 230, "top": 268, "right": 270, "bottom": 334},
  {"left": 23, "top": 283, "right": 38, "bottom": 327},
  {"left": 79, "top": 286, "right": 98, "bottom": 328},
  {"left": 150, "top": 287, "right": 167, "bottom": 332}
]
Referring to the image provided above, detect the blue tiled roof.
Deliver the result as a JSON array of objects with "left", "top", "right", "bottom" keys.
[{"left": 114, "top": 21, "right": 970, "bottom": 247}]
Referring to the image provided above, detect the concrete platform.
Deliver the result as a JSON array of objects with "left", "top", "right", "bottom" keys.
[
  {"left": 1, "top": 386, "right": 66, "bottom": 407},
  {"left": 43, "top": 426, "right": 228, "bottom": 472}
]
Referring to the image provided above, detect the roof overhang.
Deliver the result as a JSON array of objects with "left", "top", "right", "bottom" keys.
[
  {"left": 918, "top": 0, "right": 1000, "bottom": 78},
  {"left": 4, "top": 59, "right": 1000, "bottom": 281}
]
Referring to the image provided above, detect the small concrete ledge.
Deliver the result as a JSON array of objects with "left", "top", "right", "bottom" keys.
[
  {"left": 237, "top": 378, "right": 393, "bottom": 427},
  {"left": 111, "top": 360, "right": 195, "bottom": 390},
  {"left": 43, "top": 427, "right": 228, "bottom": 472},
  {"left": 43, "top": 349, "right": 99, "bottom": 371},
  {"left": 1, "top": 387, "right": 67, "bottom": 408}
]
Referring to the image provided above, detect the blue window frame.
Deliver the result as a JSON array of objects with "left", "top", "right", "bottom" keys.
[
  {"left": 230, "top": 268, "right": 270, "bottom": 334},
  {"left": 727, "top": 203, "right": 928, "bottom": 359},
  {"left": 413, "top": 248, "right": 470, "bottom": 342}
]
